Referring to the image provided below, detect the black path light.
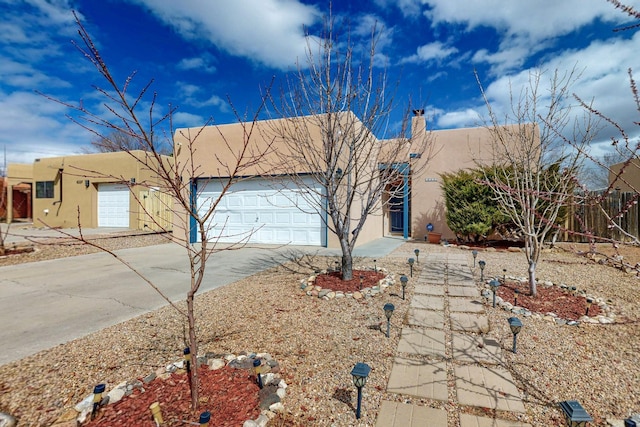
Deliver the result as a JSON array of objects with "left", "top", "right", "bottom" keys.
[
  {"left": 91, "top": 383, "right": 106, "bottom": 420},
  {"left": 408, "top": 258, "right": 415, "bottom": 277},
  {"left": 414, "top": 248, "right": 420, "bottom": 263},
  {"left": 489, "top": 279, "right": 500, "bottom": 308},
  {"left": 351, "top": 362, "right": 371, "bottom": 420},
  {"left": 383, "top": 303, "right": 395, "bottom": 338},
  {"left": 400, "top": 275, "right": 408, "bottom": 300},
  {"left": 359, "top": 274, "right": 364, "bottom": 291},
  {"left": 373, "top": 259, "right": 377, "bottom": 272},
  {"left": 508, "top": 317, "right": 523, "bottom": 353},
  {"left": 199, "top": 411, "right": 211, "bottom": 427},
  {"left": 479, "top": 260, "right": 486, "bottom": 282},
  {"left": 472, "top": 250, "right": 478, "bottom": 267},
  {"left": 514, "top": 289, "right": 519, "bottom": 306},
  {"left": 502, "top": 268, "right": 507, "bottom": 284},
  {"left": 559, "top": 400, "right": 593, "bottom": 427},
  {"left": 253, "top": 358, "right": 263, "bottom": 389},
  {"left": 585, "top": 298, "right": 593, "bottom": 316}
]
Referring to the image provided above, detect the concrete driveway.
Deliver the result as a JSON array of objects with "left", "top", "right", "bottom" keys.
[{"left": 0, "top": 234, "right": 405, "bottom": 365}]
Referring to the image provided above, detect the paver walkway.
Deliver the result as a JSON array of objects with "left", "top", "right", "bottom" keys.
[{"left": 377, "top": 250, "right": 532, "bottom": 427}]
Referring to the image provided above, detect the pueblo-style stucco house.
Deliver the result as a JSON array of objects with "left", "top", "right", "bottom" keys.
[
  {"left": 173, "top": 111, "right": 500, "bottom": 248},
  {"left": 26, "top": 151, "right": 172, "bottom": 230}
]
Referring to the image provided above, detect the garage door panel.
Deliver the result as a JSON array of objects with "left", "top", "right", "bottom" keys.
[
  {"left": 98, "top": 184, "right": 130, "bottom": 227},
  {"left": 197, "top": 178, "right": 324, "bottom": 246}
]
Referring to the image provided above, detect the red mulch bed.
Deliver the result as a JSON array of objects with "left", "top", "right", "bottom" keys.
[
  {"left": 496, "top": 281, "right": 601, "bottom": 321},
  {"left": 84, "top": 365, "right": 260, "bottom": 427},
  {"left": 313, "top": 270, "right": 386, "bottom": 293}
]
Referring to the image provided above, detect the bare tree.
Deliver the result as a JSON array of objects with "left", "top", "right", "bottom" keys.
[
  {"left": 477, "top": 69, "right": 597, "bottom": 296},
  {"left": 42, "top": 13, "right": 273, "bottom": 410},
  {"left": 83, "top": 129, "right": 170, "bottom": 154},
  {"left": 266, "top": 16, "right": 432, "bottom": 280}
]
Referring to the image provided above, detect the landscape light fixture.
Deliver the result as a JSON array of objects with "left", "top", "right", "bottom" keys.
[
  {"left": 373, "top": 259, "right": 377, "bottom": 272},
  {"left": 559, "top": 400, "right": 593, "bottom": 427},
  {"left": 585, "top": 298, "right": 593, "bottom": 316},
  {"left": 359, "top": 275, "right": 364, "bottom": 291},
  {"left": 414, "top": 249, "right": 420, "bottom": 263},
  {"left": 624, "top": 416, "right": 639, "bottom": 427},
  {"left": 335, "top": 261, "right": 340, "bottom": 272},
  {"left": 400, "top": 275, "right": 408, "bottom": 300},
  {"left": 183, "top": 347, "right": 191, "bottom": 373},
  {"left": 472, "top": 250, "right": 478, "bottom": 267},
  {"left": 199, "top": 411, "right": 211, "bottom": 427},
  {"left": 514, "top": 289, "right": 519, "bottom": 306},
  {"left": 507, "top": 317, "right": 523, "bottom": 354},
  {"left": 503, "top": 269, "right": 507, "bottom": 284},
  {"left": 489, "top": 279, "right": 500, "bottom": 308},
  {"left": 408, "top": 258, "right": 415, "bottom": 277},
  {"left": 253, "top": 358, "right": 263, "bottom": 389},
  {"left": 150, "top": 402, "right": 164, "bottom": 426},
  {"left": 479, "top": 260, "right": 486, "bottom": 282},
  {"left": 350, "top": 363, "right": 371, "bottom": 419},
  {"left": 91, "top": 383, "right": 106, "bottom": 420},
  {"left": 570, "top": 286, "right": 577, "bottom": 295},
  {"left": 383, "top": 303, "right": 395, "bottom": 338}
]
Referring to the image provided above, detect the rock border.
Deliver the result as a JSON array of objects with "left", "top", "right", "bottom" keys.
[
  {"left": 480, "top": 276, "right": 617, "bottom": 325},
  {"left": 299, "top": 267, "right": 395, "bottom": 300},
  {"left": 51, "top": 351, "right": 287, "bottom": 427}
]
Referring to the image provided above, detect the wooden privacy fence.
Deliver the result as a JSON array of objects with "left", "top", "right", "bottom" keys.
[
  {"left": 137, "top": 189, "right": 173, "bottom": 232},
  {"left": 565, "top": 191, "right": 639, "bottom": 242}
]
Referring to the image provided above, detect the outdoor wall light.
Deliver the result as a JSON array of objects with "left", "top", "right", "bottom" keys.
[
  {"left": 400, "top": 275, "right": 408, "bottom": 300},
  {"left": 383, "top": 303, "right": 395, "bottom": 338},
  {"left": 414, "top": 249, "right": 420, "bottom": 263},
  {"left": 585, "top": 298, "right": 593, "bottom": 316},
  {"left": 84, "top": 179, "right": 90, "bottom": 188},
  {"left": 183, "top": 347, "right": 191, "bottom": 373},
  {"left": 559, "top": 400, "right": 593, "bottom": 427},
  {"left": 253, "top": 358, "right": 263, "bottom": 389},
  {"left": 199, "top": 411, "right": 211, "bottom": 427},
  {"left": 508, "top": 317, "right": 523, "bottom": 354},
  {"left": 408, "top": 258, "right": 415, "bottom": 277},
  {"left": 150, "top": 402, "right": 164, "bottom": 425},
  {"left": 91, "top": 383, "right": 106, "bottom": 419},
  {"left": 489, "top": 279, "right": 500, "bottom": 308},
  {"left": 350, "top": 362, "right": 371, "bottom": 419},
  {"left": 478, "top": 260, "right": 486, "bottom": 282},
  {"left": 472, "top": 250, "right": 478, "bottom": 267},
  {"left": 514, "top": 289, "right": 519, "bottom": 306}
]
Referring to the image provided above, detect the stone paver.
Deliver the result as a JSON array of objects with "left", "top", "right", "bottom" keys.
[
  {"left": 414, "top": 284, "right": 445, "bottom": 295},
  {"left": 376, "top": 401, "right": 447, "bottom": 427},
  {"left": 411, "top": 295, "right": 444, "bottom": 311},
  {"left": 448, "top": 278, "right": 476, "bottom": 287},
  {"left": 455, "top": 365, "right": 526, "bottom": 413},
  {"left": 447, "top": 286, "right": 479, "bottom": 297},
  {"left": 407, "top": 308, "right": 445, "bottom": 329},
  {"left": 459, "top": 413, "right": 532, "bottom": 427},
  {"left": 449, "top": 297, "right": 486, "bottom": 313},
  {"left": 387, "top": 357, "right": 448, "bottom": 401},
  {"left": 397, "top": 328, "right": 446, "bottom": 357},
  {"left": 452, "top": 333, "right": 504, "bottom": 365},
  {"left": 450, "top": 312, "right": 490, "bottom": 333}
]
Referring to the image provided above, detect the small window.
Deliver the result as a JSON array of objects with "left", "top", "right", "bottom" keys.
[{"left": 35, "top": 181, "right": 54, "bottom": 198}]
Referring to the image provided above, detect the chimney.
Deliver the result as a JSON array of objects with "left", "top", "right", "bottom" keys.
[{"left": 411, "top": 109, "right": 426, "bottom": 139}]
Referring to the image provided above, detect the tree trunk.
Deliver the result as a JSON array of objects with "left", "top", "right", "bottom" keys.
[
  {"left": 528, "top": 260, "right": 537, "bottom": 297},
  {"left": 186, "top": 294, "right": 199, "bottom": 410},
  {"left": 339, "top": 238, "right": 353, "bottom": 280}
]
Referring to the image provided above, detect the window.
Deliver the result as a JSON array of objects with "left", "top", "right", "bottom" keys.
[{"left": 35, "top": 181, "right": 54, "bottom": 198}]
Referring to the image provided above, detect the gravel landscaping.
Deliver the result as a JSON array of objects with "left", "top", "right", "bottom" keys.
[{"left": 0, "top": 235, "right": 639, "bottom": 426}]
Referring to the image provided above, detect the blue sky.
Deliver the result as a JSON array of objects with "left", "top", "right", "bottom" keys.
[{"left": 1, "top": 0, "right": 639, "bottom": 166}]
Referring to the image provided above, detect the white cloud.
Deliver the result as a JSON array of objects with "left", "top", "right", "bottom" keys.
[
  {"left": 172, "top": 112, "right": 207, "bottom": 128},
  {"left": 402, "top": 41, "right": 458, "bottom": 64},
  {"left": 374, "top": 0, "right": 422, "bottom": 18},
  {"left": 436, "top": 108, "right": 482, "bottom": 129},
  {"left": 129, "top": 0, "right": 321, "bottom": 69},
  {"left": 176, "top": 54, "right": 217, "bottom": 74}
]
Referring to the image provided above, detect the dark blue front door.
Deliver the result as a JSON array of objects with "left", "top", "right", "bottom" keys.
[{"left": 390, "top": 195, "right": 404, "bottom": 233}]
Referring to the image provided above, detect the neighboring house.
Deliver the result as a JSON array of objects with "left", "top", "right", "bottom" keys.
[
  {"left": 173, "top": 111, "right": 502, "bottom": 248},
  {"left": 4, "top": 163, "right": 34, "bottom": 222},
  {"left": 609, "top": 158, "right": 640, "bottom": 191},
  {"left": 23, "top": 150, "right": 172, "bottom": 230}
]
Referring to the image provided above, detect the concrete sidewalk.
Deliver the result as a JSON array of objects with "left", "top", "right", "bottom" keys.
[{"left": 377, "top": 250, "right": 532, "bottom": 427}]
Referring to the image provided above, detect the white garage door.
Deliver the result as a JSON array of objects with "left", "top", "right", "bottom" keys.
[
  {"left": 97, "top": 184, "right": 130, "bottom": 227},
  {"left": 196, "top": 178, "right": 324, "bottom": 246}
]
